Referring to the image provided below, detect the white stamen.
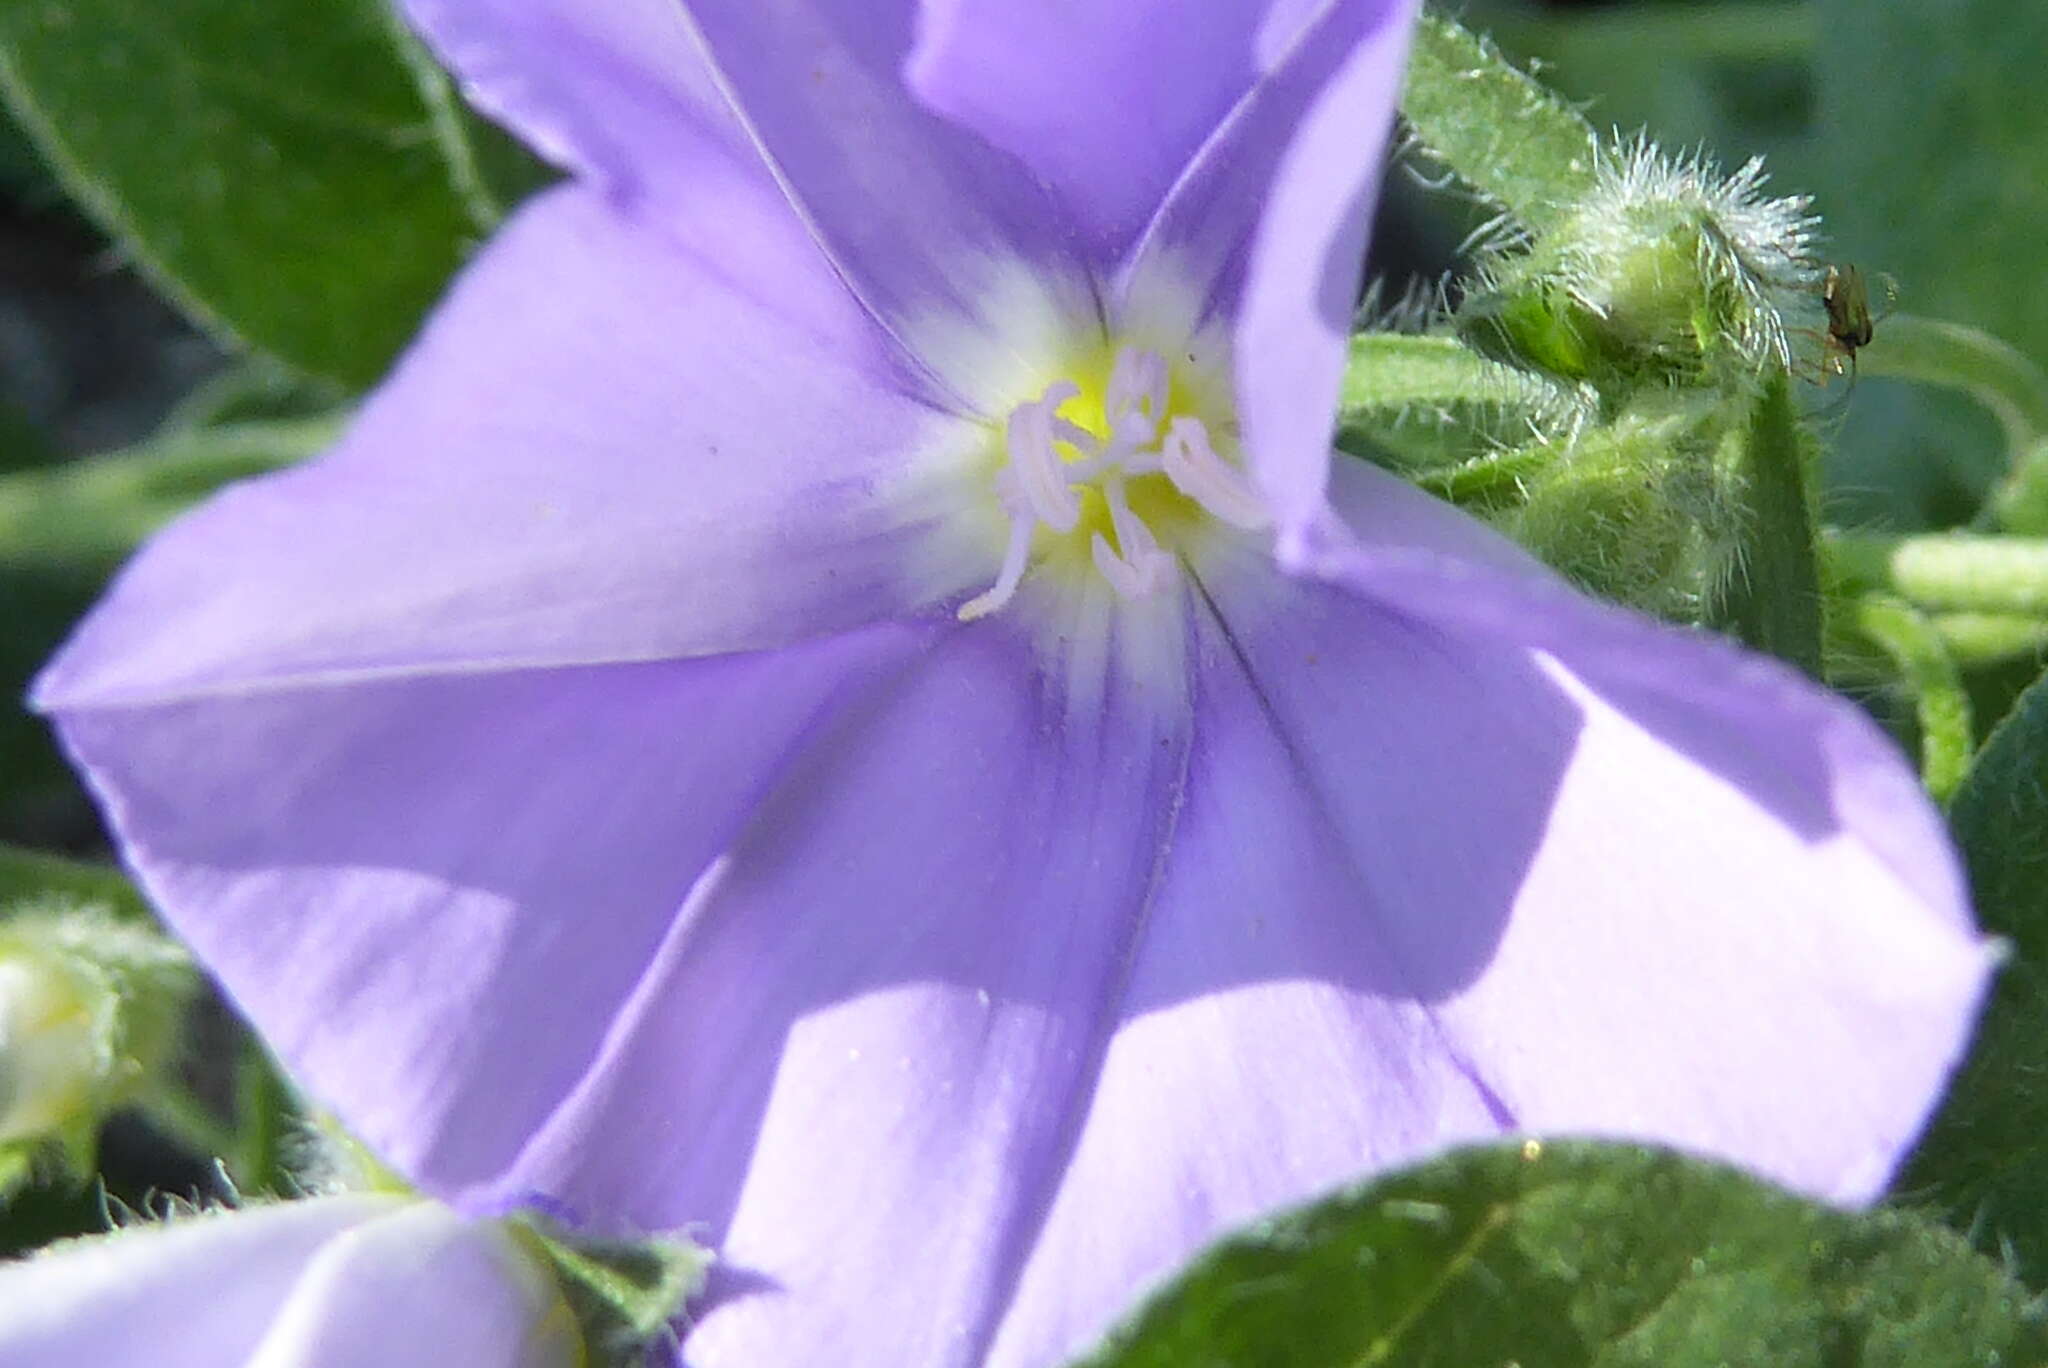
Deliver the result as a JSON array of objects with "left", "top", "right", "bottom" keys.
[
  {"left": 958, "top": 346, "right": 1259, "bottom": 619},
  {"left": 957, "top": 512, "right": 1037, "bottom": 621},
  {"left": 1051, "top": 417, "right": 1102, "bottom": 457},
  {"left": 1008, "top": 381, "right": 1081, "bottom": 532},
  {"left": 1161, "top": 416, "right": 1269, "bottom": 530}
]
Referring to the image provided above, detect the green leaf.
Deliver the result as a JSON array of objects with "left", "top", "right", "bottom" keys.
[
  {"left": 0, "top": 1, "right": 546, "bottom": 387},
  {"left": 1081, "top": 1141, "right": 2048, "bottom": 1368},
  {"left": 1401, "top": 10, "right": 1599, "bottom": 240},
  {"left": 1902, "top": 665, "right": 2048, "bottom": 1282},
  {"left": 1705, "top": 371, "right": 1823, "bottom": 676}
]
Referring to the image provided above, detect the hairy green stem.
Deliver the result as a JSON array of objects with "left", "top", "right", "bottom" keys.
[
  {"left": 1853, "top": 595, "right": 1974, "bottom": 803},
  {"left": 1829, "top": 530, "right": 2048, "bottom": 617}
]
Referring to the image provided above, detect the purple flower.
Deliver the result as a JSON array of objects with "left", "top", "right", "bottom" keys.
[
  {"left": 0, "top": 1196, "right": 578, "bottom": 1365},
  {"left": 34, "top": 0, "right": 1990, "bottom": 1363}
]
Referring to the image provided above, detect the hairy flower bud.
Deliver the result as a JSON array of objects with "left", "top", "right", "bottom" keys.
[
  {"left": 1501, "top": 405, "right": 1731, "bottom": 619},
  {"left": 0, "top": 950, "right": 100, "bottom": 1145},
  {"left": 0, "top": 906, "right": 192, "bottom": 1172},
  {"left": 1462, "top": 137, "right": 1822, "bottom": 397}
]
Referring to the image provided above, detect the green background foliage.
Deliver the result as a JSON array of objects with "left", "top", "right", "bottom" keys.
[
  {"left": 1087, "top": 1142, "right": 2048, "bottom": 1367},
  {"left": 0, "top": 0, "right": 545, "bottom": 388}
]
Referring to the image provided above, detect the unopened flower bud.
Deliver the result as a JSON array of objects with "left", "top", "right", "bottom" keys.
[
  {"left": 0, "top": 906, "right": 192, "bottom": 1161},
  {"left": 0, "top": 950, "right": 101, "bottom": 1144},
  {"left": 1463, "top": 137, "right": 1822, "bottom": 396}
]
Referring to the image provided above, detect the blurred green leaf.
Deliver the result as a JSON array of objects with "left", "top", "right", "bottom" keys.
[
  {"left": 0, "top": 841, "right": 146, "bottom": 919},
  {"left": 0, "top": 0, "right": 545, "bottom": 387},
  {"left": 157, "top": 356, "right": 345, "bottom": 434},
  {"left": 0, "top": 416, "right": 333, "bottom": 568},
  {"left": 1811, "top": 0, "right": 2048, "bottom": 524},
  {"left": 0, "top": 416, "right": 334, "bottom": 846},
  {"left": 1082, "top": 1141, "right": 2048, "bottom": 1368},
  {"left": 0, "top": 398, "right": 60, "bottom": 477},
  {"left": 1904, "top": 664, "right": 2048, "bottom": 1282},
  {"left": 1812, "top": 0, "right": 2048, "bottom": 376},
  {"left": 1860, "top": 317, "right": 2048, "bottom": 470},
  {"left": 1484, "top": 2, "right": 1814, "bottom": 167}
]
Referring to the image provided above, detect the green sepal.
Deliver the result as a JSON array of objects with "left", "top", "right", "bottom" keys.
[
  {"left": 1078, "top": 1141, "right": 2048, "bottom": 1367},
  {"left": 1462, "top": 156, "right": 1815, "bottom": 404},
  {"left": 1335, "top": 332, "right": 1588, "bottom": 479},
  {"left": 516, "top": 1218, "right": 712, "bottom": 1368},
  {"left": 1703, "top": 371, "right": 1824, "bottom": 676},
  {"left": 1458, "top": 283, "right": 1602, "bottom": 384}
]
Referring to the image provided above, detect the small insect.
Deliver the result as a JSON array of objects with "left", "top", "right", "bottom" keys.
[{"left": 1815, "top": 263, "right": 1895, "bottom": 384}]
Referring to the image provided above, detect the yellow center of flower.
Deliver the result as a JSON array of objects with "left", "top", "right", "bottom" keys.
[{"left": 957, "top": 342, "right": 1267, "bottom": 620}]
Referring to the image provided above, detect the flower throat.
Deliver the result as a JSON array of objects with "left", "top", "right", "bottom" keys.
[{"left": 958, "top": 345, "right": 1266, "bottom": 621}]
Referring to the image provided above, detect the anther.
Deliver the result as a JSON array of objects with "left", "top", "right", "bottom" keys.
[
  {"left": 1008, "top": 381, "right": 1081, "bottom": 533},
  {"left": 1160, "top": 416, "right": 1268, "bottom": 530}
]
